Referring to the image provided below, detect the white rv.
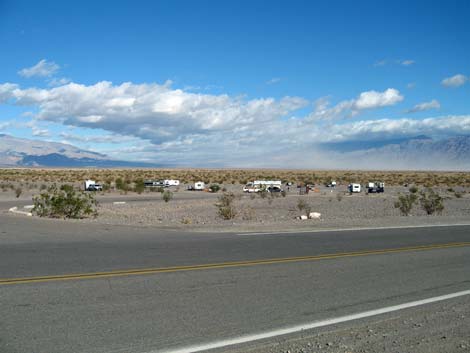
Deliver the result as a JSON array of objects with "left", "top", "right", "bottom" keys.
[
  {"left": 193, "top": 181, "right": 205, "bottom": 190},
  {"left": 348, "top": 183, "right": 361, "bottom": 193},
  {"left": 243, "top": 180, "right": 282, "bottom": 193},
  {"left": 164, "top": 179, "right": 180, "bottom": 186}
]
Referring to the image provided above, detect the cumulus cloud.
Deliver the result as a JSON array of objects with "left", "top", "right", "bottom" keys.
[
  {"left": 309, "top": 88, "right": 403, "bottom": 120},
  {"left": 3, "top": 79, "right": 467, "bottom": 167},
  {"left": 406, "top": 99, "right": 440, "bottom": 113},
  {"left": 1, "top": 80, "right": 308, "bottom": 144},
  {"left": 441, "top": 74, "right": 468, "bottom": 87},
  {"left": 18, "top": 59, "right": 60, "bottom": 78}
]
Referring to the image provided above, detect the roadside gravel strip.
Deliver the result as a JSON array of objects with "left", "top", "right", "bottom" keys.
[
  {"left": 223, "top": 294, "right": 470, "bottom": 353},
  {"left": 161, "top": 291, "right": 470, "bottom": 353}
]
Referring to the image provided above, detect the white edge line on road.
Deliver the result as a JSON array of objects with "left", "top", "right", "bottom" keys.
[
  {"left": 237, "top": 223, "right": 470, "bottom": 236},
  {"left": 159, "top": 289, "right": 470, "bottom": 353}
]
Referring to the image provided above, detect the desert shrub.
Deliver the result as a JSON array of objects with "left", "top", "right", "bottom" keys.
[
  {"left": 162, "top": 190, "right": 173, "bottom": 203},
  {"left": 209, "top": 184, "right": 221, "bottom": 193},
  {"left": 32, "top": 184, "right": 97, "bottom": 219},
  {"left": 281, "top": 190, "right": 287, "bottom": 197},
  {"left": 181, "top": 217, "right": 192, "bottom": 224},
  {"left": 409, "top": 186, "right": 419, "bottom": 194},
  {"left": 40, "top": 184, "right": 47, "bottom": 190},
  {"left": 454, "top": 191, "right": 463, "bottom": 198},
  {"left": 297, "top": 199, "right": 310, "bottom": 213},
  {"left": 394, "top": 193, "right": 418, "bottom": 216},
  {"left": 133, "top": 179, "right": 145, "bottom": 194},
  {"left": 336, "top": 193, "right": 343, "bottom": 202},
  {"left": 419, "top": 188, "right": 444, "bottom": 215},
  {"left": 216, "top": 192, "right": 237, "bottom": 220},
  {"left": 259, "top": 189, "right": 268, "bottom": 199},
  {"left": 15, "top": 187, "right": 22, "bottom": 198},
  {"left": 115, "top": 178, "right": 129, "bottom": 192}
]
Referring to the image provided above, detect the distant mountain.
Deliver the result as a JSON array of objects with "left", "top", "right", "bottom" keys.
[
  {"left": 0, "top": 134, "right": 157, "bottom": 167},
  {"left": 321, "top": 135, "right": 432, "bottom": 152},
  {"left": 324, "top": 135, "right": 470, "bottom": 171}
]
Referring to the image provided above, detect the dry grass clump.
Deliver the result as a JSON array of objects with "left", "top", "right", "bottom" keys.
[{"left": 0, "top": 168, "right": 469, "bottom": 187}]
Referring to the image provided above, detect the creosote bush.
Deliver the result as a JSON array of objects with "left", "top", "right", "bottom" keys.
[
  {"left": 216, "top": 192, "right": 237, "bottom": 220},
  {"left": 32, "top": 184, "right": 97, "bottom": 219},
  {"left": 15, "top": 187, "right": 22, "bottom": 198},
  {"left": 162, "top": 190, "right": 173, "bottom": 203},
  {"left": 394, "top": 193, "right": 418, "bottom": 216},
  {"left": 419, "top": 188, "right": 444, "bottom": 215},
  {"left": 209, "top": 184, "right": 221, "bottom": 193}
]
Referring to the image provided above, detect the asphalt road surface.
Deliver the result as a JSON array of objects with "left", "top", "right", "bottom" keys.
[{"left": 1, "top": 216, "right": 469, "bottom": 353}]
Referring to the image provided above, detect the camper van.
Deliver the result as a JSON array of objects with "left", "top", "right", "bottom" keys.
[
  {"left": 348, "top": 183, "right": 361, "bottom": 193},
  {"left": 187, "top": 181, "right": 205, "bottom": 191}
]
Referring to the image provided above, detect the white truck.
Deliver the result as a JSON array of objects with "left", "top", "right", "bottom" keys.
[
  {"left": 367, "top": 182, "right": 385, "bottom": 193},
  {"left": 348, "top": 183, "right": 361, "bottom": 193},
  {"left": 243, "top": 180, "right": 282, "bottom": 193},
  {"left": 84, "top": 180, "right": 102, "bottom": 191}
]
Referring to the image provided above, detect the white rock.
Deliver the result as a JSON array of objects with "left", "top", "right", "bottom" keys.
[
  {"left": 300, "top": 215, "right": 308, "bottom": 220},
  {"left": 309, "top": 212, "right": 321, "bottom": 219}
]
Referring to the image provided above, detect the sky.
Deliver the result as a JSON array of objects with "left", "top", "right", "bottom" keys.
[{"left": 0, "top": 0, "right": 469, "bottom": 167}]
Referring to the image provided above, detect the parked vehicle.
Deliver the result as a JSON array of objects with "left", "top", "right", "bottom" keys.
[
  {"left": 188, "top": 181, "right": 205, "bottom": 191},
  {"left": 348, "top": 183, "right": 361, "bottom": 193},
  {"left": 267, "top": 185, "right": 283, "bottom": 192},
  {"left": 144, "top": 180, "right": 166, "bottom": 187},
  {"left": 84, "top": 180, "right": 102, "bottom": 191},
  {"left": 243, "top": 180, "right": 282, "bottom": 192},
  {"left": 326, "top": 181, "right": 337, "bottom": 187},
  {"left": 164, "top": 179, "right": 180, "bottom": 186},
  {"left": 367, "top": 182, "right": 385, "bottom": 193}
]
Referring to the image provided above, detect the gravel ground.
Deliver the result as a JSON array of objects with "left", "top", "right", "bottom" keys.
[
  {"left": 225, "top": 295, "right": 470, "bottom": 353},
  {"left": 84, "top": 185, "right": 470, "bottom": 232},
  {"left": 3, "top": 184, "right": 470, "bottom": 232}
]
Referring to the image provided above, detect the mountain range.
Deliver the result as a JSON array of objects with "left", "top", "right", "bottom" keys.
[
  {"left": 0, "top": 134, "right": 156, "bottom": 167},
  {"left": 1, "top": 133, "right": 469, "bottom": 170}
]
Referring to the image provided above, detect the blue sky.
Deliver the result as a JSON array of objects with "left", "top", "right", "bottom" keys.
[{"left": 0, "top": 0, "right": 469, "bottom": 166}]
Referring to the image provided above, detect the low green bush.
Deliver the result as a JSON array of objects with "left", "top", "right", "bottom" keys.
[
  {"left": 33, "top": 184, "right": 97, "bottom": 219},
  {"left": 394, "top": 193, "right": 418, "bottom": 216}
]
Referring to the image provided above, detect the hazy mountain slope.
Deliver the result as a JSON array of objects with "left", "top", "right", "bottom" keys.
[{"left": 0, "top": 134, "right": 156, "bottom": 167}]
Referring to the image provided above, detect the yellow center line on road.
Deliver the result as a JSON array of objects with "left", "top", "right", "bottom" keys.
[{"left": 2, "top": 241, "right": 470, "bottom": 286}]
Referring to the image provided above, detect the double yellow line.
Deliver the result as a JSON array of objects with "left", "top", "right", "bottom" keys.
[{"left": 2, "top": 241, "right": 470, "bottom": 286}]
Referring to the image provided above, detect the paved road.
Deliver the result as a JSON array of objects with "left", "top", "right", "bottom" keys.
[{"left": 1, "top": 218, "right": 470, "bottom": 353}]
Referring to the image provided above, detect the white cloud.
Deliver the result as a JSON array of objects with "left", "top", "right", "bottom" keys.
[
  {"left": 400, "top": 60, "right": 415, "bottom": 66},
  {"left": 407, "top": 82, "right": 416, "bottom": 89},
  {"left": 266, "top": 77, "right": 281, "bottom": 85},
  {"left": 309, "top": 88, "right": 403, "bottom": 120},
  {"left": 441, "top": 74, "right": 468, "bottom": 87},
  {"left": 2, "top": 80, "right": 309, "bottom": 144},
  {"left": 354, "top": 88, "right": 403, "bottom": 109},
  {"left": 18, "top": 59, "right": 60, "bottom": 78},
  {"left": 3, "top": 79, "right": 468, "bottom": 167},
  {"left": 406, "top": 99, "right": 440, "bottom": 113},
  {"left": 48, "top": 77, "right": 71, "bottom": 87},
  {"left": 31, "top": 127, "right": 50, "bottom": 137},
  {"left": 373, "top": 59, "right": 387, "bottom": 67}
]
